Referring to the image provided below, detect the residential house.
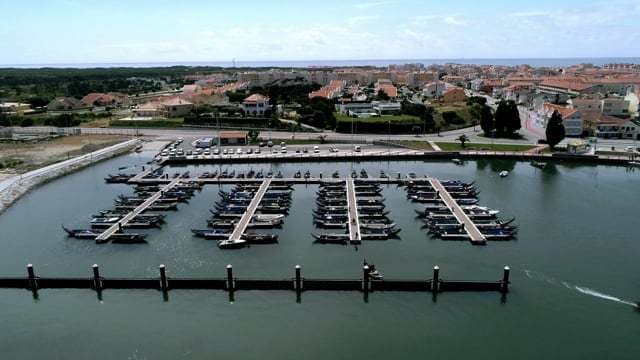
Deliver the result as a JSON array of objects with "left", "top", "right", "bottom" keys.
[
  {"left": 600, "top": 97, "right": 630, "bottom": 117},
  {"left": 423, "top": 81, "right": 446, "bottom": 98},
  {"left": 241, "top": 94, "right": 270, "bottom": 116},
  {"left": 595, "top": 116, "right": 639, "bottom": 139},
  {"left": 568, "top": 98, "right": 601, "bottom": 113},
  {"left": 374, "top": 79, "right": 398, "bottom": 99},
  {"left": 372, "top": 101, "right": 402, "bottom": 115},
  {"left": 81, "top": 92, "right": 128, "bottom": 108},
  {"left": 133, "top": 97, "right": 194, "bottom": 118},
  {"left": 504, "top": 84, "right": 536, "bottom": 104},
  {"left": 309, "top": 80, "right": 345, "bottom": 99},
  {"left": 540, "top": 103, "right": 583, "bottom": 137},
  {"left": 441, "top": 88, "right": 467, "bottom": 104},
  {"left": 336, "top": 102, "right": 374, "bottom": 116},
  {"left": 47, "top": 97, "right": 87, "bottom": 112},
  {"left": 0, "top": 102, "right": 30, "bottom": 114},
  {"left": 624, "top": 87, "right": 640, "bottom": 118},
  {"left": 406, "top": 71, "right": 438, "bottom": 87},
  {"left": 161, "top": 98, "right": 194, "bottom": 117},
  {"left": 537, "top": 78, "right": 594, "bottom": 97}
]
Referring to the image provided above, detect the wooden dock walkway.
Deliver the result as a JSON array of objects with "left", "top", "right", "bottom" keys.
[
  {"left": 95, "top": 177, "right": 184, "bottom": 242},
  {"left": 346, "top": 179, "right": 361, "bottom": 244},
  {"left": 128, "top": 166, "right": 159, "bottom": 183},
  {"left": 129, "top": 176, "right": 422, "bottom": 186},
  {"left": 428, "top": 178, "right": 486, "bottom": 245},
  {"left": 228, "top": 179, "right": 273, "bottom": 241}
]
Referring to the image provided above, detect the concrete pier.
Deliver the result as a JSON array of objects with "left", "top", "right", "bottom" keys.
[
  {"left": 346, "top": 179, "right": 361, "bottom": 244},
  {"left": 428, "top": 178, "right": 486, "bottom": 245},
  {"left": 228, "top": 179, "right": 273, "bottom": 241},
  {"left": 96, "top": 177, "right": 184, "bottom": 242}
]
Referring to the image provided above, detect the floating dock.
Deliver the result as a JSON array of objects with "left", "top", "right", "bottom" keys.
[
  {"left": 128, "top": 177, "right": 417, "bottom": 186},
  {"left": 428, "top": 178, "right": 486, "bottom": 245},
  {"left": 346, "top": 179, "right": 361, "bottom": 244},
  {"left": 7, "top": 264, "right": 511, "bottom": 298},
  {"left": 95, "top": 177, "right": 185, "bottom": 242},
  {"left": 228, "top": 179, "right": 273, "bottom": 241}
]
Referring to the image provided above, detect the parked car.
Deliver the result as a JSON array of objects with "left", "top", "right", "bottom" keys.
[{"left": 313, "top": 146, "right": 320, "bottom": 153}]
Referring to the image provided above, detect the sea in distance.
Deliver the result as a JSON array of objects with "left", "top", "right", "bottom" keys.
[
  {"left": 2, "top": 57, "right": 640, "bottom": 69},
  {"left": 0, "top": 151, "right": 639, "bottom": 359}
]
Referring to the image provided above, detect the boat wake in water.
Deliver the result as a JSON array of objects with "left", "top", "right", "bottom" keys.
[{"left": 524, "top": 269, "right": 637, "bottom": 307}]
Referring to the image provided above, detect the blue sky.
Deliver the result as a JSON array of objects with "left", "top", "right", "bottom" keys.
[{"left": 1, "top": 0, "right": 639, "bottom": 64}]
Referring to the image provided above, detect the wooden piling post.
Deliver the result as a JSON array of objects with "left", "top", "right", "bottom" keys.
[
  {"left": 226, "top": 264, "right": 234, "bottom": 291},
  {"left": 363, "top": 265, "right": 370, "bottom": 293},
  {"left": 159, "top": 264, "right": 168, "bottom": 291},
  {"left": 92, "top": 264, "right": 102, "bottom": 291},
  {"left": 501, "top": 266, "right": 510, "bottom": 293},
  {"left": 431, "top": 265, "right": 440, "bottom": 292},
  {"left": 27, "top": 264, "right": 37, "bottom": 290},
  {"left": 295, "top": 265, "right": 302, "bottom": 292}
]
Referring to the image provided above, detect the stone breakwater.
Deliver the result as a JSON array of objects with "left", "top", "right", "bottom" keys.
[{"left": 0, "top": 139, "right": 139, "bottom": 214}]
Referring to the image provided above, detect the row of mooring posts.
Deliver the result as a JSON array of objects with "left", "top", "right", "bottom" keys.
[{"left": 22, "top": 263, "right": 511, "bottom": 302}]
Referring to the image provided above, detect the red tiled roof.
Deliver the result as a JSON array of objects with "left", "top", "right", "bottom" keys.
[
  {"left": 543, "top": 103, "right": 579, "bottom": 119},
  {"left": 243, "top": 94, "right": 269, "bottom": 104}
]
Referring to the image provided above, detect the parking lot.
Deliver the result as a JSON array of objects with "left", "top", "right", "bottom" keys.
[{"left": 155, "top": 137, "right": 413, "bottom": 162}]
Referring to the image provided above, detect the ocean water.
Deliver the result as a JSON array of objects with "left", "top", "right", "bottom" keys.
[{"left": 3, "top": 58, "right": 639, "bottom": 69}]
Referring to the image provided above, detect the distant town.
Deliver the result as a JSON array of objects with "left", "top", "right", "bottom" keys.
[{"left": 1, "top": 62, "right": 639, "bottom": 152}]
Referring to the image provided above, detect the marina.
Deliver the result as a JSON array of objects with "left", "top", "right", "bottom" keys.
[
  {"left": 427, "top": 178, "right": 487, "bottom": 245},
  {"left": 1, "top": 151, "right": 639, "bottom": 359}
]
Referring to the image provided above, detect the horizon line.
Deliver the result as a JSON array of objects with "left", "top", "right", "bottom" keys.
[{"left": 2, "top": 56, "right": 640, "bottom": 69}]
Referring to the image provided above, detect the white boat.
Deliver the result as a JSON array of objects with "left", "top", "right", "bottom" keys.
[
  {"left": 217, "top": 239, "right": 247, "bottom": 249},
  {"left": 499, "top": 171, "right": 509, "bottom": 177},
  {"left": 253, "top": 214, "right": 285, "bottom": 222},
  {"left": 628, "top": 161, "right": 640, "bottom": 167}
]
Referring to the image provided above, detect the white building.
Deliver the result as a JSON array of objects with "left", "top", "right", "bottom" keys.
[
  {"left": 595, "top": 117, "right": 639, "bottom": 139},
  {"left": 600, "top": 98, "right": 630, "bottom": 117},
  {"left": 241, "top": 94, "right": 270, "bottom": 116},
  {"left": 539, "top": 103, "right": 584, "bottom": 137},
  {"left": 372, "top": 101, "right": 402, "bottom": 115},
  {"left": 423, "top": 81, "right": 446, "bottom": 98}
]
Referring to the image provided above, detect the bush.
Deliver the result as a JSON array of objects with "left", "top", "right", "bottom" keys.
[
  {"left": 20, "top": 118, "right": 34, "bottom": 127},
  {"left": 442, "top": 111, "right": 465, "bottom": 125},
  {"left": 109, "top": 119, "right": 183, "bottom": 128}
]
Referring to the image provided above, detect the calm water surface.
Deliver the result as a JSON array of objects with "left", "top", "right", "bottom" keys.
[{"left": 0, "top": 152, "right": 638, "bottom": 359}]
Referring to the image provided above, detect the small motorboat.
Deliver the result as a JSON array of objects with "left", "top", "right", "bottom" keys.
[
  {"left": 364, "top": 261, "right": 383, "bottom": 280},
  {"left": 218, "top": 239, "right": 247, "bottom": 249},
  {"left": 452, "top": 158, "right": 462, "bottom": 165},
  {"left": 499, "top": 171, "right": 509, "bottom": 178}
]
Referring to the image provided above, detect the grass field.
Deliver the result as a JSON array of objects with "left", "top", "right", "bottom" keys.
[
  {"left": 435, "top": 142, "right": 536, "bottom": 152},
  {"left": 109, "top": 119, "right": 184, "bottom": 128},
  {"left": 392, "top": 140, "right": 434, "bottom": 151}
]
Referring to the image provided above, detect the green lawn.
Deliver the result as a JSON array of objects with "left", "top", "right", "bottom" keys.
[
  {"left": 392, "top": 140, "right": 434, "bottom": 151},
  {"left": 435, "top": 142, "right": 536, "bottom": 152},
  {"left": 335, "top": 113, "right": 422, "bottom": 124},
  {"left": 109, "top": 118, "right": 184, "bottom": 128}
]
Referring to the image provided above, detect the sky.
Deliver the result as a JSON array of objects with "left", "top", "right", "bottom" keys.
[{"left": 0, "top": 0, "right": 639, "bottom": 65}]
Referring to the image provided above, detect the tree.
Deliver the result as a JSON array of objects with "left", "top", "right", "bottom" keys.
[
  {"left": 457, "top": 134, "right": 469, "bottom": 148},
  {"left": 545, "top": 111, "right": 565, "bottom": 150},
  {"left": 494, "top": 100, "right": 520, "bottom": 137},
  {"left": 423, "top": 106, "right": 435, "bottom": 133},
  {"left": 20, "top": 118, "right": 33, "bottom": 127},
  {"left": 27, "top": 96, "right": 50, "bottom": 108},
  {"left": 247, "top": 130, "right": 259, "bottom": 143},
  {"left": 479, "top": 104, "right": 494, "bottom": 136},
  {"left": 376, "top": 89, "right": 390, "bottom": 101}
]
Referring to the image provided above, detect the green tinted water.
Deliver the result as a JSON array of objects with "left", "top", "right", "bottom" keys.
[{"left": 0, "top": 154, "right": 638, "bottom": 359}]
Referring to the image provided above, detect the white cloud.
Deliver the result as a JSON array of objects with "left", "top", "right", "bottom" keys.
[
  {"left": 352, "top": 1, "right": 395, "bottom": 9},
  {"left": 347, "top": 15, "right": 380, "bottom": 26}
]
